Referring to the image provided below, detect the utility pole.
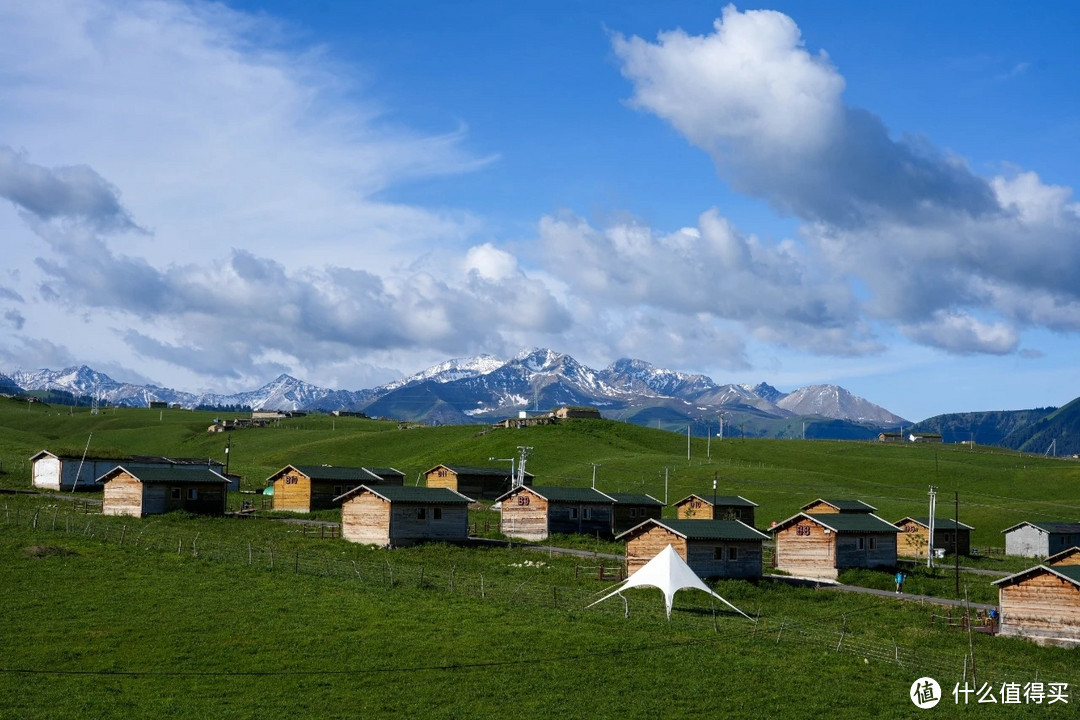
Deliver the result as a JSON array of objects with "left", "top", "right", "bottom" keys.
[
  {"left": 954, "top": 491, "right": 960, "bottom": 597},
  {"left": 927, "top": 485, "right": 938, "bottom": 569},
  {"left": 589, "top": 462, "right": 601, "bottom": 489},
  {"left": 719, "top": 413, "right": 725, "bottom": 442},
  {"left": 224, "top": 435, "right": 232, "bottom": 476},
  {"left": 515, "top": 446, "right": 533, "bottom": 488},
  {"left": 687, "top": 425, "right": 691, "bottom": 462},
  {"left": 489, "top": 455, "right": 515, "bottom": 487}
]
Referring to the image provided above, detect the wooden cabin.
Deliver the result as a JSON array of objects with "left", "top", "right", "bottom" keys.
[
  {"left": 337, "top": 485, "right": 473, "bottom": 548},
  {"left": 31, "top": 450, "right": 224, "bottom": 492},
  {"left": 674, "top": 494, "right": 757, "bottom": 525},
  {"left": 497, "top": 486, "right": 613, "bottom": 541},
  {"left": 1046, "top": 546, "right": 1080, "bottom": 566},
  {"left": 800, "top": 498, "right": 876, "bottom": 515},
  {"left": 607, "top": 493, "right": 665, "bottom": 534},
  {"left": 771, "top": 512, "right": 900, "bottom": 580},
  {"left": 992, "top": 549, "right": 1080, "bottom": 647},
  {"left": 267, "top": 465, "right": 402, "bottom": 513},
  {"left": 424, "top": 465, "right": 534, "bottom": 501},
  {"left": 1002, "top": 521, "right": 1080, "bottom": 558},
  {"left": 101, "top": 466, "right": 228, "bottom": 518},
  {"left": 894, "top": 517, "right": 973, "bottom": 557},
  {"left": 618, "top": 518, "right": 768, "bottom": 579}
]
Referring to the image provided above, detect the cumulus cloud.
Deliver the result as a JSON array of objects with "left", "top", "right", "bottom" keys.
[
  {"left": 537, "top": 208, "right": 878, "bottom": 356},
  {"left": 613, "top": 5, "right": 1080, "bottom": 357},
  {"left": 0, "top": 147, "right": 140, "bottom": 231},
  {"left": 613, "top": 5, "right": 998, "bottom": 229}
]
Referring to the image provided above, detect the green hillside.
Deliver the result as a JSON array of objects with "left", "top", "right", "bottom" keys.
[{"left": 3, "top": 397, "right": 1078, "bottom": 548}]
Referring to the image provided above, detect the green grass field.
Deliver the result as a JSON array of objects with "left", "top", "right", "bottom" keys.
[
  {"left": 2, "top": 500, "right": 1078, "bottom": 719},
  {"left": 3, "top": 401, "right": 1079, "bottom": 717},
  {"left": 3, "top": 399, "right": 1078, "bottom": 548}
]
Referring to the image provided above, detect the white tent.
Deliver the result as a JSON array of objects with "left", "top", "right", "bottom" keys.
[{"left": 587, "top": 544, "right": 752, "bottom": 620}]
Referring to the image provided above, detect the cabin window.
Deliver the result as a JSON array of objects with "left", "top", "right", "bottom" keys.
[
  {"left": 728, "top": 547, "right": 738, "bottom": 561},
  {"left": 433, "top": 507, "right": 442, "bottom": 520},
  {"left": 416, "top": 508, "right": 427, "bottom": 520},
  {"left": 714, "top": 547, "right": 724, "bottom": 561},
  {"left": 629, "top": 508, "right": 637, "bottom": 519},
  {"left": 334, "top": 485, "right": 343, "bottom": 496},
  {"left": 868, "top": 537, "right": 876, "bottom": 550},
  {"left": 583, "top": 507, "right": 593, "bottom": 521},
  {"left": 187, "top": 488, "right": 198, "bottom": 500},
  {"left": 171, "top": 487, "right": 181, "bottom": 500},
  {"left": 857, "top": 537, "right": 865, "bottom": 550},
  {"left": 569, "top": 507, "right": 578, "bottom": 520}
]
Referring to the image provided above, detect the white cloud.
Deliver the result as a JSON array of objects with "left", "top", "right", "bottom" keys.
[{"left": 613, "top": 5, "right": 1080, "bottom": 358}]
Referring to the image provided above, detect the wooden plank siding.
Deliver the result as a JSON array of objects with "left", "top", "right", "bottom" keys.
[
  {"left": 272, "top": 468, "right": 314, "bottom": 512},
  {"left": 996, "top": 569, "right": 1080, "bottom": 643},
  {"left": 774, "top": 520, "right": 836, "bottom": 579},
  {"left": 500, "top": 490, "right": 551, "bottom": 541},
  {"left": 626, "top": 528, "right": 688, "bottom": 574},
  {"left": 498, "top": 486, "right": 614, "bottom": 541},
  {"left": 674, "top": 495, "right": 756, "bottom": 525},
  {"left": 101, "top": 468, "right": 227, "bottom": 518},
  {"left": 621, "top": 519, "right": 766, "bottom": 579},
  {"left": 339, "top": 486, "right": 471, "bottom": 548}
]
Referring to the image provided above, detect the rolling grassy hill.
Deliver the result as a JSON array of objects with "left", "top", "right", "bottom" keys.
[{"left": 2, "top": 397, "right": 1078, "bottom": 548}]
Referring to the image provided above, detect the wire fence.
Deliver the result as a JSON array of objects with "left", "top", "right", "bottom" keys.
[{"left": 4, "top": 499, "right": 1077, "bottom": 692}]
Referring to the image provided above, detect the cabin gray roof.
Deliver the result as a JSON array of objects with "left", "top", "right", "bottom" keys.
[
  {"left": 801, "top": 499, "right": 877, "bottom": 513},
  {"left": 617, "top": 518, "right": 768, "bottom": 542},
  {"left": 992, "top": 564, "right": 1080, "bottom": 589},
  {"left": 496, "top": 486, "right": 610, "bottom": 504},
  {"left": 605, "top": 492, "right": 664, "bottom": 507},
  {"left": 772, "top": 512, "right": 900, "bottom": 534},
  {"left": 100, "top": 466, "right": 228, "bottom": 485},
  {"left": 427, "top": 464, "right": 533, "bottom": 478},
  {"left": 275, "top": 465, "right": 381, "bottom": 483},
  {"left": 365, "top": 467, "right": 405, "bottom": 480},
  {"left": 676, "top": 494, "right": 757, "bottom": 507},
  {"left": 336, "top": 485, "right": 473, "bottom": 504},
  {"left": 1001, "top": 521, "right": 1080, "bottom": 535},
  {"left": 895, "top": 517, "right": 974, "bottom": 531}
]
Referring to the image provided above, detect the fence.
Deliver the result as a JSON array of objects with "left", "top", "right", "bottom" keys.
[{"left": 2, "top": 498, "right": 1075, "bottom": 691}]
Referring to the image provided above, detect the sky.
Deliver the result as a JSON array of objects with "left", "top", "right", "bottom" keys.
[{"left": 1, "top": 0, "right": 1079, "bottom": 422}]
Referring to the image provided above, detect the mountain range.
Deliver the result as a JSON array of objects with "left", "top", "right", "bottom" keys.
[{"left": 5, "top": 349, "right": 1076, "bottom": 453}]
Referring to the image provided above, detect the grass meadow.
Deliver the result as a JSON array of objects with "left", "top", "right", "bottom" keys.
[
  {"left": 2, "top": 494, "right": 1079, "bottom": 719},
  {"left": 2, "top": 401, "right": 1079, "bottom": 717}
]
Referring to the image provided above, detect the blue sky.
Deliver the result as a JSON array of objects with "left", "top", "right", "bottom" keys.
[{"left": 1, "top": 0, "right": 1078, "bottom": 421}]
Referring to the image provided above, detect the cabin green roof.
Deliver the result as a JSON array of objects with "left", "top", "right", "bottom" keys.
[
  {"left": 496, "top": 486, "right": 610, "bottom": 503},
  {"left": 337, "top": 485, "right": 473, "bottom": 504},
  {"left": 802, "top": 499, "right": 877, "bottom": 513},
  {"left": 676, "top": 494, "right": 757, "bottom": 507},
  {"left": 992, "top": 564, "right": 1080, "bottom": 589},
  {"left": 617, "top": 518, "right": 768, "bottom": 542},
  {"left": 605, "top": 492, "right": 664, "bottom": 507},
  {"left": 102, "top": 466, "right": 228, "bottom": 485},
  {"left": 285, "top": 465, "right": 380, "bottom": 483},
  {"left": 896, "top": 517, "right": 974, "bottom": 531},
  {"left": 805, "top": 513, "right": 900, "bottom": 534}
]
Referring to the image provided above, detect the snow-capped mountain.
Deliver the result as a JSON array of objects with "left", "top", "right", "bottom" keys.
[
  {"left": 377, "top": 354, "right": 507, "bottom": 393},
  {"left": 6, "top": 351, "right": 910, "bottom": 436},
  {"left": 776, "top": 385, "right": 905, "bottom": 425}
]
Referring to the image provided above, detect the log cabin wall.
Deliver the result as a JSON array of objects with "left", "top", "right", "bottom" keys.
[
  {"left": 501, "top": 489, "right": 550, "bottom": 541},
  {"left": 103, "top": 472, "right": 144, "bottom": 517},
  {"left": 342, "top": 493, "right": 391, "bottom": 546},
  {"left": 685, "top": 540, "right": 763, "bottom": 579},
  {"left": 387, "top": 504, "right": 469, "bottom": 547},
  {"left": 896, "top": 520, "right": 928, "bottom": 558},
  {"left": 273, "top": 469, "right": 313, "bottom": 512},
  {"left": 626, "top": 527, "right": 687, "bottom": 574},
  {"left": 775, "top": 521, "right": 836, "bottom": 579},
  {"left": 999, "top": 572, "right": 1080, "bottom": 641}
]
